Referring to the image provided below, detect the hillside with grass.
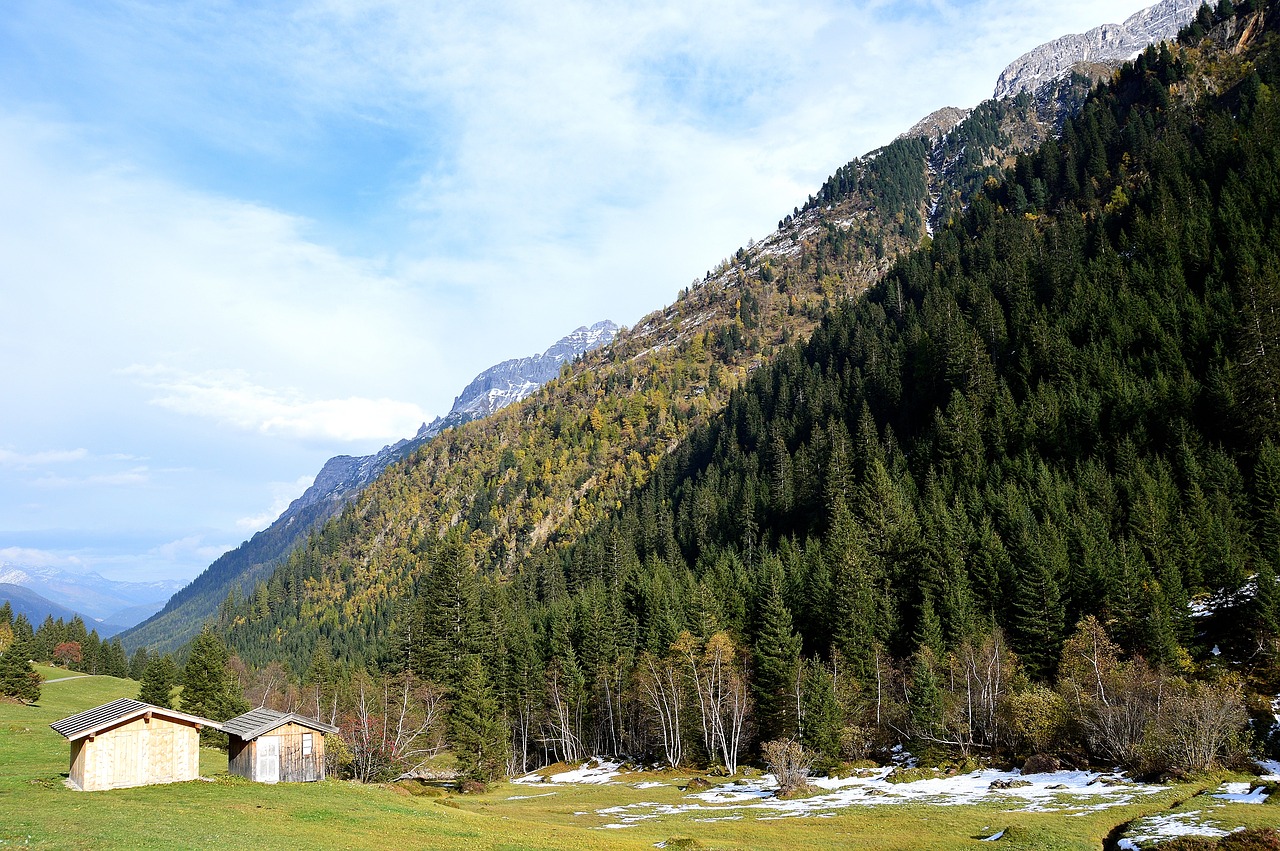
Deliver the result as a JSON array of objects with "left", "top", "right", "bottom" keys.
[{"left": 4, "top": 670, "right": 1279, "bottom": 850}]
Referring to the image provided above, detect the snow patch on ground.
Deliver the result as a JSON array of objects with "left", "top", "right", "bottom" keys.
[
  {"left": 592, "top": 767, "right": 1158, "bottom": 830},
  {"left": 513, "top": 759, "right": 624, "bottom": 785},
  {"left": 1117, "top": 811, "right": 1236, "bottom": 848},
  {"left": 1257, "top": 758, "right": 1280, "bottom": 781},
  {"left": 1117, "top": 780, "right": 1271, "bottom": 847},
  {"left": 1212, "top": 782, "right": 1269, "bottom": 804}
]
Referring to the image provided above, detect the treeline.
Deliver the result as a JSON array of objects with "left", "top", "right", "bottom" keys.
[
  {"left": 203, "top": 3, "right": 1280, "bottom": 783},
  {"left": 0, "top": 603, "right": 132, "bottom": 680}
]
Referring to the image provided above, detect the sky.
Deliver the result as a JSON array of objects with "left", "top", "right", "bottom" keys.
[{"left": 0, "top": 0, "right": 1159, "bottom": 584}]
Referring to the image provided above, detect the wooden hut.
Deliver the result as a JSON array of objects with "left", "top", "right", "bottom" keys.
[
  {"left": 223, "top": 708, "right": 337, "bottom": 783},
  {"left": 50, "top": 698, "right": 216, "bottom": 791}
]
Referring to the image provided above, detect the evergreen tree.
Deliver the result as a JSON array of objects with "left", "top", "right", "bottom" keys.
[
  {"left": 138, "top": 653, "right": 179, "bottom": 709},
  {"left": 0, "top": 643, "right": 41, "bottom": 704},
  {"left": 180, "top": 627, "right": 249, "bottom": 727},
  {"left": 752, "top": 573, "right": 802, "bottom": 743},
  {"left": 450, "top": 655, "right": 509, "bottom": 782},
  {"left": 128, "top": 646, "right": 149, "bottom": 681},
  {"left": 411, "top": 533, "right": 481, "bottom": 688},
  {"left": 799, "top": 657, "right": 841, "bottom": 767}
]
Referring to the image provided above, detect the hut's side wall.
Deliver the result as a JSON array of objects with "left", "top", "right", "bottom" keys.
[
  {"left": 76, "top": 716, "right": 202, "bottom": 791},
  {"left": 69, "top": 738, "right": 86, "bottom": 790},
  {"left": 228, "top": 736, "right": 257, "bottom": 781}
]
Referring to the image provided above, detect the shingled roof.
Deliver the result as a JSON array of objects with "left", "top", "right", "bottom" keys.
[
  {"left": 222, "top": 708, "right": 338, "bottom": 741},
  {"left": 50, "top": 698, "right": 220, "bottom": 740}
]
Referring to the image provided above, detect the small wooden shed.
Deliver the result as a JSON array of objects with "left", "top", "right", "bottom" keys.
[
  {"left": 224, "top": 708, "right": 337, "bottom": 783},
  {"left": 50, "top": 698, "right": 216, "bottom": 791}
]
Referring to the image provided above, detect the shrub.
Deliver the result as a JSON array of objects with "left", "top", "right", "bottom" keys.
[
  {"left": 761, "top": 739, "right": 815, "bottom": 794},
  {"left": 1218, "top": 828, "right": 1280, "bottom": 850},
  {"left": 1002, "top": 685, "right": 1067, "bottom": 755}
]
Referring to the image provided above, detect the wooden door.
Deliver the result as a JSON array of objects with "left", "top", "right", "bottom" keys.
[
  {"left": 256, "top": 736, "right": 280, "bottom": 783},
  {"left": 112, "top": 731, "right": 143, "bottom": 788}
]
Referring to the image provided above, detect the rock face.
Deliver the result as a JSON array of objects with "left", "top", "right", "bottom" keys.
[
  {"left": 992, "top": 0, "right": 1200, "bottom": 100},
  {"left": 427, "top": 320, "right": 619, "bottom": 429},
  {"left": 120, "top": 320, "right": 617, "bottom": 653},
  {"left": 898, "top": 106, "right": 972, "bottom": 142},
  {"left": 287, "top": 320, "right": 620, "bottom": 519}
]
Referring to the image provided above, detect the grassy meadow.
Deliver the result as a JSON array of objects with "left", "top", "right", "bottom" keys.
[{"left": 0, "top": 672, "right": 1273, "bottom": 850}]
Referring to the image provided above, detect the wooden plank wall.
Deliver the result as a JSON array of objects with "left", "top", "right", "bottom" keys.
[
  {"left": 230, "top": 722, "right": 327, "bottom": 782},
  {"left": 73, "top": 716, "right": 200, "bottom": 791}
]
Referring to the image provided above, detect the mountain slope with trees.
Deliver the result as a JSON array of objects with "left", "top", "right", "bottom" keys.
[
  {"left": 210, "top": 1, "right": 1280, "bottom": 782},
  {"left": 209, "top": 36, "right": 1165, "bottom": 678}
]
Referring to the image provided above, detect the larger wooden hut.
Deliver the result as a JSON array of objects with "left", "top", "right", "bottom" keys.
[
  {"left": 224, "top": 708, "right": 337, "bottom": 783},
  {"left": 50, "top": 698, "right": 216, "bottom": 791}
]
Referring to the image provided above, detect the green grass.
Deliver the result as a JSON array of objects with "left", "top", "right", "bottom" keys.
[
  {"left": 34, "top": 664, "right": 86, "bottom": 681},
  {"left": 0, "top": 676, "right": 1263, "bottom": 849}
]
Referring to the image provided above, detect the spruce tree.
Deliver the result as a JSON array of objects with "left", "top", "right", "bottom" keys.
[
  {"left": 0, "top": 643, "right": 40, "bottom": 704},
  {"left": 752, "top": 574, "right": 802, "bottom": 743},
  {"left": 799, "top": 658, "right": 841, "bottom": 767},
  {"left": 180, "top": 627, "right": 249, "bottom": 726},
  {"left": 138, "top": 653, "right": 178, "bottom": 708},
  {"left": 128, "top": 646, "right": 149, "bottom": 681},
  {"left": 450, "top": 655, "right": 509, "bottom": 782}
]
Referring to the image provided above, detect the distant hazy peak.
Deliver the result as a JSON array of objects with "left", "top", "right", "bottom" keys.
[{"left": 993, "top": 0, "right": 1200, "bottom": 100}]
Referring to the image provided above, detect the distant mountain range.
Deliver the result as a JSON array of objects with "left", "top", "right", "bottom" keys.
[
  {"left": 0, "top": 566, "right": 183, "bottom": 636},
  {"left": 119, "top": 320, "right": 618, "bottom": 653}
]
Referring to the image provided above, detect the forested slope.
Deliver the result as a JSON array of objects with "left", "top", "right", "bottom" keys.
[{"left": 213, "top": 52, "right": 1130, "bottom": 675}]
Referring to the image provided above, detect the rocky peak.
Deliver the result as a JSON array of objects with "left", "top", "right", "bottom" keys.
[
  {"left": 898, "top": 106, "right": 972, "bottom": 142},
  {"left": 992, "top": 0, "right": 1200, "bottom": 100}
]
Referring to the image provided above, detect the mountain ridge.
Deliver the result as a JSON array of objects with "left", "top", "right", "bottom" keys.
[
  {"left": 119, "top": 320, "right": 618, "bottom": 653},
  {"left": 992, "top": 0, "right": 1200, "bottom": 99}
]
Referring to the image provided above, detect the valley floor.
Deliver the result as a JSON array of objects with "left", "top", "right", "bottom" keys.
[{"left": 1, "top": 674, "right": 1275, "bottom": 850}]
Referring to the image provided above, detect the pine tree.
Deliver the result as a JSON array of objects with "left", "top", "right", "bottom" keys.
[
  {"left": 0, "top": 644, "right": 40, "bottom": 704},
  {"left": 799, "top": 657, "right": 841, "bottom": 767},
  {"left": 752, "top": 573, "right": 802, "bottom": 743},
  {"left": 411, "top": 533, "right": 481, "bottom": 688},
  {"left": 450, "top": 655, "right": 509, "bottom": 782},
  {"left": 128, "top": 646, "right": 149, "bottom": 681},
  {"left": 180, "top": 627, "right": 249, "bottom": 728},
  {"left": 138, "top": 654, "right": 178, "bottom": 709}
]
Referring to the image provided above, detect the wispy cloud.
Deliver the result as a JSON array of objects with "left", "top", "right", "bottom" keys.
[
  {"left": 32, "top": 467, "right": 152, "bottom": 489},
  {"left": 0, "top": 546, "right": 86, "bottom": 570},
  {"left": 125, "top": 365, "right": 430, "bottom": 443},
  {"left": 149, "top": 534, "right": 233, "bottom": 566},
  {"left": 0, "top": 448, "right": 88, "bottom": 467},
  {"left": 237, "top": 474, "right": 316, "bottom": 532}
]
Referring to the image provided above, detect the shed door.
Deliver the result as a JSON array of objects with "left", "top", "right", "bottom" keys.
[
  {"left": 112, "top": 730, "right": 144, "bottom": 788},
  {"left": 256, "top": 736, "right": 280, "bottom": 783}
]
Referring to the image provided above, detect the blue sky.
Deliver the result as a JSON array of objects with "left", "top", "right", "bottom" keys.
[{"left": 0, "top": 0, "right": 1157, "bottom": 582}]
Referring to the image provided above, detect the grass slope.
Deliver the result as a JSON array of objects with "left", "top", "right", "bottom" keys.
[{"left": 3, "top": 676, "right": 1271, "bottom": 850}]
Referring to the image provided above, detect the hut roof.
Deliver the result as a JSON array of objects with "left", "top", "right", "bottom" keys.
[
  {"left": 50, "top": 698, "right": 220, "bottom": 740},
  {"left": 222, "top": 708, "right": 338, "bottom": 740}
]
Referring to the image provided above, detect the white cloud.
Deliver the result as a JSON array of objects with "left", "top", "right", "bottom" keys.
[
  {"left": 32, "top": 467, "right": 152, "bottom": 489},
  {"left": 124, "top": 365, "right": 431, "bottom": 443},
  {"left": 150, "top": 534, "right": 232, "bottom": 566},
  {"left": 0, "top": 448, "right": 89, "bottom": 467},
  {"left": 0, "top": 547, "right": 86, "bottom": 570},
  {"left": 237, "top": 474, "right": 316, "bottom": 532}
]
